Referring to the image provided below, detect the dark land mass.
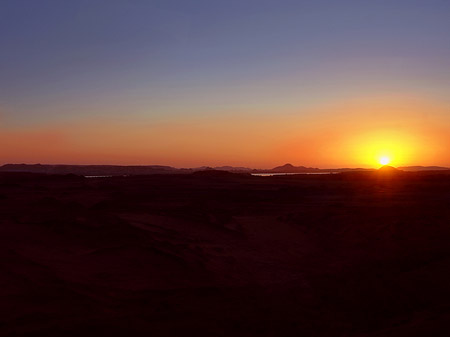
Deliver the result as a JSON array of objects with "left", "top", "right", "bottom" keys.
[
  {"left": 268, "top": 163, "right": 322, "bottom": 173},
  {"left": 1, "top": 170, "right": 450, "bottom": 336},
  {"left": 397, "top": 165, "right": 450, "bottom": 171},
  {"left": 0, "top": 163, "right": 190, "bottom": 176},
  {"left": 2, "top": 163, "right": 448, "bottom": 176}
]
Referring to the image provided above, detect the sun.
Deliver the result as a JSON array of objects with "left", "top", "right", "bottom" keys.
[{"left": 379, "top": 156, "right": 390, "bottom": 166}]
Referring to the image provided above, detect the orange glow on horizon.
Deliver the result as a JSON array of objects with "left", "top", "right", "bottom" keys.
[
  {"left": 345, "top": 129, "right": 419, "bottom": 168},
  {"left": 1, "top": 96, "right": 449, "bottom": 169}
]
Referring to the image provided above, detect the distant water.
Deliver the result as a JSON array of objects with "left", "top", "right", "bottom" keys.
[{"left": 251, "top": 172, "right": 335, "bottom": 176}]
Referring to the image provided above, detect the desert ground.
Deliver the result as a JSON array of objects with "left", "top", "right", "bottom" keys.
[{"left": 1, "top": 170, "right": 449, "bottom": 336}]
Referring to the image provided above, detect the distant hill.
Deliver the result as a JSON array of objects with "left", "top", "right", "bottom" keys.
[
  {"left": 213, "top": 166, "right": 253, "bottom": 172},
  {"left": 258, "top": 164, "right": 374, "bottom": 174},
  {"left": 0, "top": 164, "right": 190, "bottom": 176},
  {"left": 270, "top": 163, "right": 321, "bottom": 173},
  {"left": 0, "top": 164, "right": 255, "bottom": 176},
  {"left": 397, "top": 166, "right": 450, "bottom": 171},
  {"left": 378, "top": 165, "right": 401, "bottom": 173},
  {"left": 2, "top": 163, "right": 447, "bottom": 176},
  {"left": 192, "top": 169, "right": 251, "bottom": 178}
]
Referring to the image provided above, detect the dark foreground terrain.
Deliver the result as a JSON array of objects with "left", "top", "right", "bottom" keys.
[{"left": 1, "top": 170, "right": 449, "bottom": 336}]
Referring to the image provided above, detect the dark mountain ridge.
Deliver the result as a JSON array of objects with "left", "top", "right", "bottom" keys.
[{"left": 1, "top": 163, "right": 448, "bottom": 176}]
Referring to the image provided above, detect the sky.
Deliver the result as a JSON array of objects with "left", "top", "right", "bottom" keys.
[{"left": 1, "top": 0, "right": 449, "bottom": 168}]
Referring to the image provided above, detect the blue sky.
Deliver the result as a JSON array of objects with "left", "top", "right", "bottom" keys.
[{"left": 1, "top": 0, "right": 449, "bottom": 125}]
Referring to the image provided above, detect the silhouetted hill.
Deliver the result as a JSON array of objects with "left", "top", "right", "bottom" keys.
[
  {"left": 2, "top": 163, "right": 447, "bottom": 176},
  {"left": 264, "top": 164, "right": 374, "bottom": 174},
  {"left": 398, "top": 165, "right": 450, "bottom": 171},
  {"left": 271, "top": 163, "right": 321, "bottom": 173},
  {"left": 213, "top": 166, "right": 253, "bottom": 172},
  {"left": 0, "top": 164, "right": 190, "bottom": 176},
  {"left": 329, "top": 167, "right": 375, "bottom": 172},
  {"left": 378, "top": 165, "right": 401, "bottom": 172},
  {"left": 192, "top": 169, "right": 251, "bottom": 178}
]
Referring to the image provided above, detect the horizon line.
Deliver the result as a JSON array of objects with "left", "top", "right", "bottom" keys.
[{"left": 1, "top": 162, "right": 449, "bottom": 171}]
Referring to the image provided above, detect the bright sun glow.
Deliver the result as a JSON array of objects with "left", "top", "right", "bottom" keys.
[
  {"left": 379, "top": 156, "right": 390, "bottom": 166},
  {"left": 345, "top": 129, "right": 422, "bottom": 168}
]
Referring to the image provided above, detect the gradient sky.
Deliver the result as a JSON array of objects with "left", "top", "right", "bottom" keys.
[{"left": 1, "top": 0, "right": 449, "bottom": 168}]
